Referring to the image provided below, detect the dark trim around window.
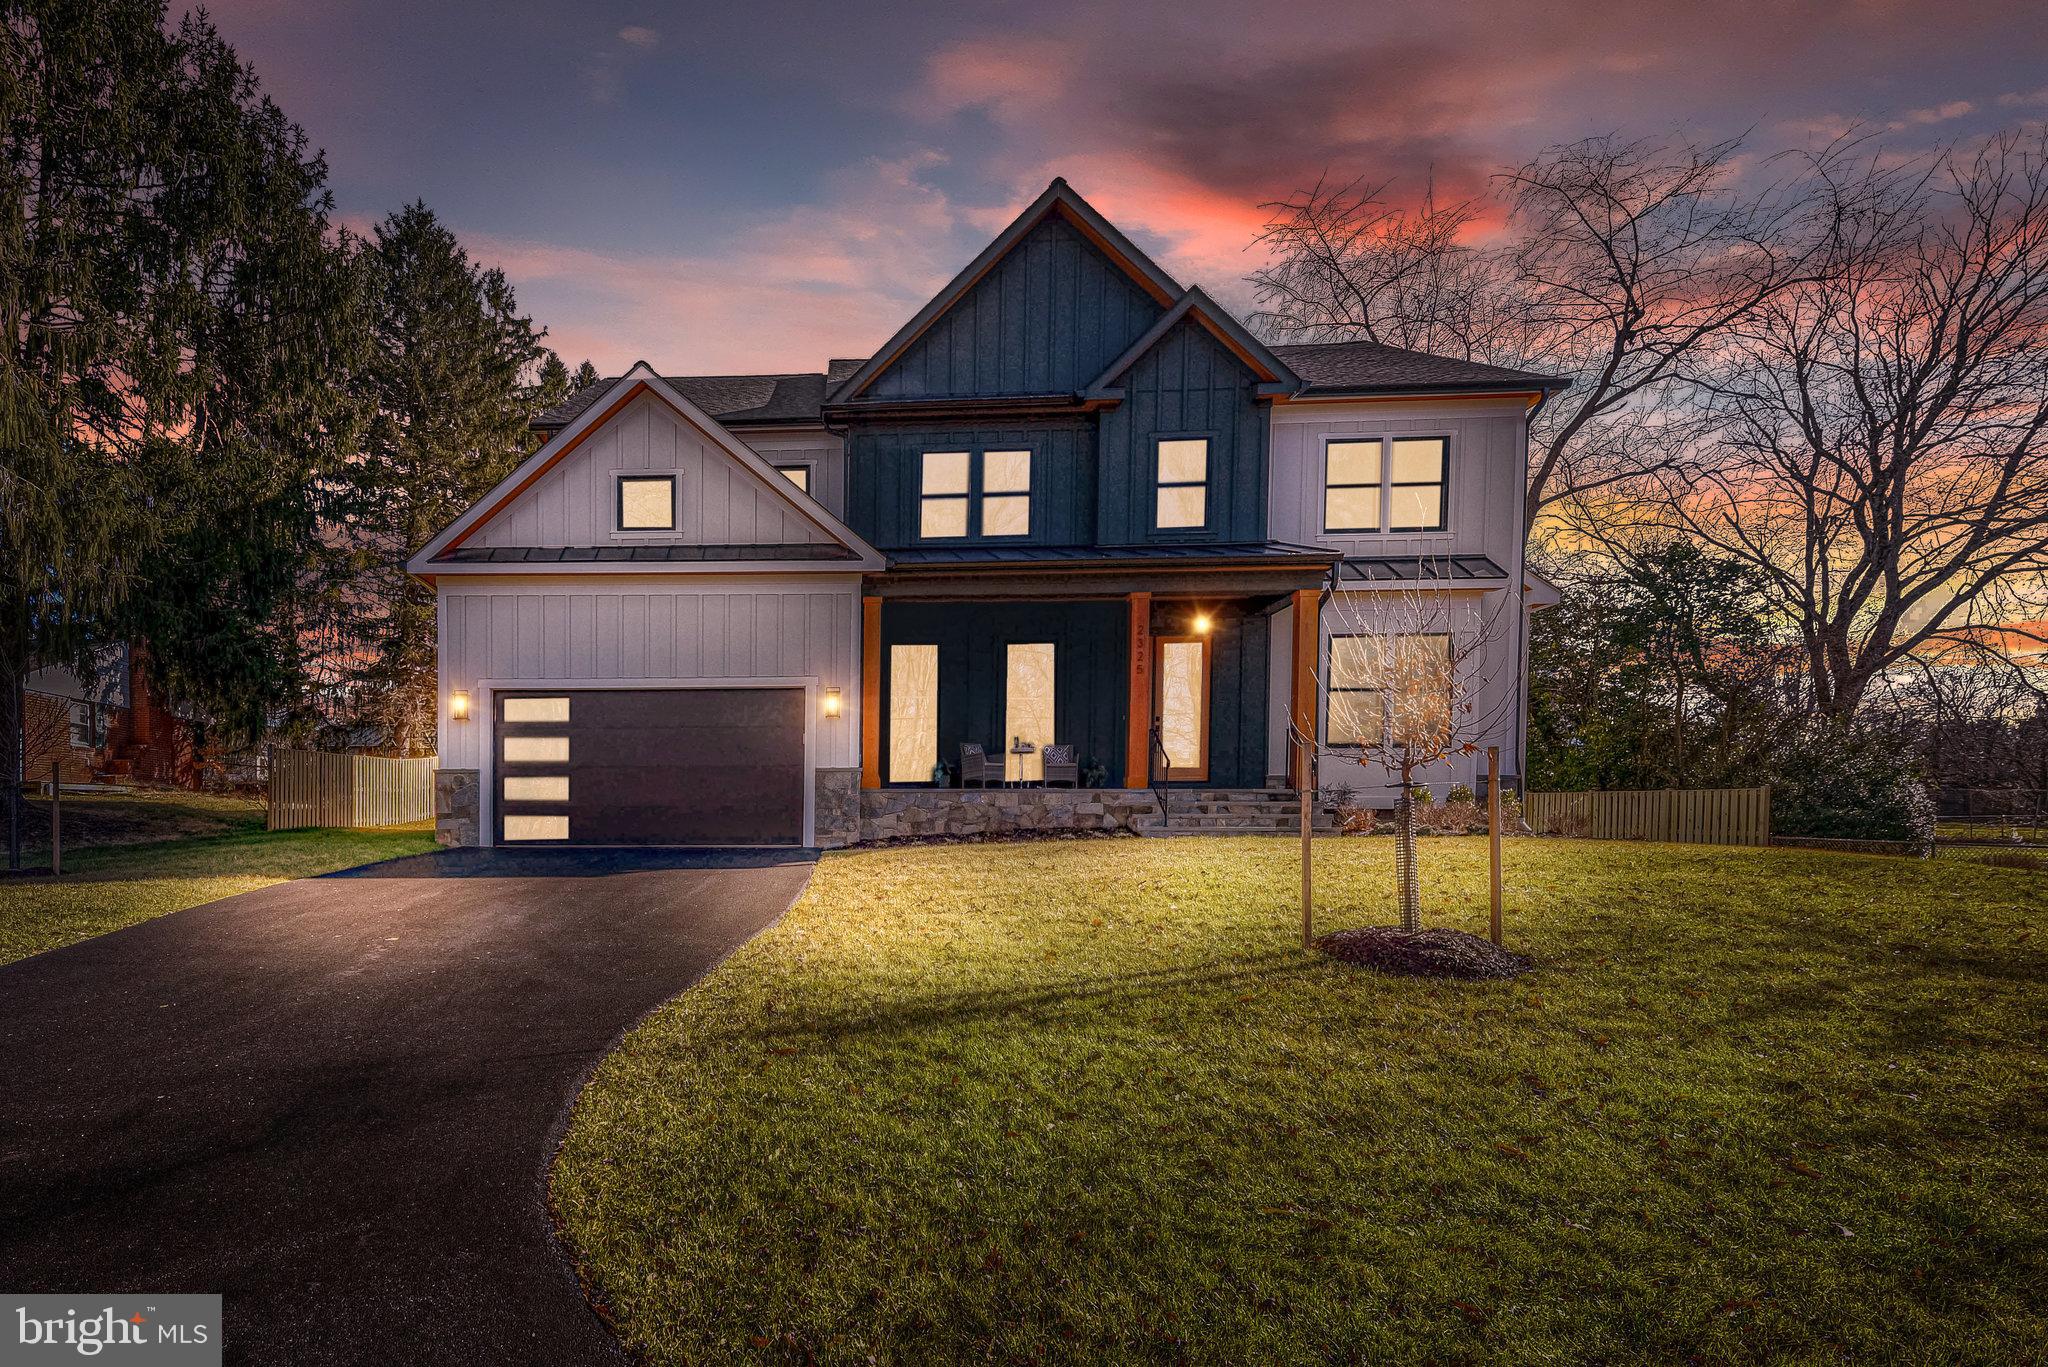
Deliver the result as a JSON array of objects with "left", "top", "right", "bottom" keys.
[
  {"left": 1387, "top": 435, "right": 1450, "bottom": 533},
  {"left": 615, "top": 473, "right": 677, "bottom": 531},
  {"left": 1151, "top": 433, "right": 1214, "bottom": 535}
]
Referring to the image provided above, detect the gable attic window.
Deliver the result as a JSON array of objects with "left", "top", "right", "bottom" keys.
[
  {"left": 1154, "top": 438, "right": 1210, "bottom": 530},
  {"left": 774, "top": 463, "right": 811, "bottom": 494},
  {"left": 919, "top": 451, "right": 970, "bottom": 538},
  {"left": 617, "top": 475, "right": 676, "bottom": 531}
]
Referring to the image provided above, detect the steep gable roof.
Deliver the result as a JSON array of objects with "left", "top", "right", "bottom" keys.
[
  {"left": 1082, "top": 287, "right": 1301, "bottom": 401},
  {"left": 409, "top": 363, "right": 883, "bottom": 575},
  {"left": 827, "top": 178, "right": 1183, "bottom": 405}
]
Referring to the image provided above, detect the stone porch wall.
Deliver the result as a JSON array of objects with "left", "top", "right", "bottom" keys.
[{"left": 859, "top": 788, "right": 1158, "bottom": 843}]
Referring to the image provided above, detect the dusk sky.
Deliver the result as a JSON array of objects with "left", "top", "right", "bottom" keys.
[{"left": 206, "top": 0, "right": 2048, "bottom": 377}]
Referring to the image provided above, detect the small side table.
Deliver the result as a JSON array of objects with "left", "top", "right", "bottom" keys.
[{"left": 1009, "top": 740, "right": 1036, "bottom": 788}]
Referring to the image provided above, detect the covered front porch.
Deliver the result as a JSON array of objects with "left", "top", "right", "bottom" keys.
[{"left": 857, "top": 544, "right": 1335, "bottom": 817}]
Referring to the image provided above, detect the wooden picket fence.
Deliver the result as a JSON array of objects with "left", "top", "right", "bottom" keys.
[
  {"left": 1523, "top": 785, "right": 1771, "bottom": 848},
  {"left": 268, "top": 750, "right": 437, "bottom": 831}
]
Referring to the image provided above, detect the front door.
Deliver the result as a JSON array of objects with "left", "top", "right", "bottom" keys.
[{"left": 1154, "top": 636, "right": 1209, "bottom": 782}]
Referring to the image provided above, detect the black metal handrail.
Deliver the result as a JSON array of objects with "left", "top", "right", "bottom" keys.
[{"left": 1150, "top": 719, "right": 1171, "bottom": 830}]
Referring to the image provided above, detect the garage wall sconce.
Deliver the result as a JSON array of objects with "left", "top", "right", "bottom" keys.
[
  {"left": 822, "top": 687, "right": 842, "bottom": 718},
  {"left": 449, "top": 690, "right": 471, "bottom": 721}
]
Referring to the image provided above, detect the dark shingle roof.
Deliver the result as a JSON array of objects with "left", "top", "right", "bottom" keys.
[
  {"left": 530, "top": 338, "right": 1564, "bottom": 433},
  {"left": 534, "top": 372, "right": 832, "bottom": 430},
  {"left": 1272, "top": 340, "right": 1568, "bottom": 396}
]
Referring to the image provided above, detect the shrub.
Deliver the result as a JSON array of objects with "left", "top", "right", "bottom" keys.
[
  {"left": 1433, "top": 799, "right": 1484, "bottom": 833},
  {"left": 1541, "top": 806, "right": 1590, "bottom": 838},
  {"left": 1340, "top": 807, "right": 1377, "bottom": 835},
  {"left": 1446, "top": 782, "right": 1475, "bottom": 805},
  {"left": 1408, "top": 785, "right": 1434, "bottom": 807},
  {"left": 1772, "top": 728, "right": 1936, "bottom": 844}
]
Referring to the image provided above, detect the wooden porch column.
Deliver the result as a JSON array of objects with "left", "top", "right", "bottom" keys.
[
  {"left": 1288, "top": 589, "right": 1320, "bottom": 790},
  {"left": 1123, "top": 591, "right": 1153, "bottom": 788},
  {"left": 860, "top": 595, "right": 882, "bottom": 789}
]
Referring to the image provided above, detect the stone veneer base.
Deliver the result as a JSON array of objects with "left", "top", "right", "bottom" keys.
[
  {"left": 859, "top": 788, "right": 1160, "bottom": 843},
  {"left": 435, "top": 768, "right": 480, "bottom": 848}
]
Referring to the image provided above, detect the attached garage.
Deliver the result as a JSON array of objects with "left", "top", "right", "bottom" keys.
[{"left": 494, "top": 688, "right": 806, "bottom": 846}]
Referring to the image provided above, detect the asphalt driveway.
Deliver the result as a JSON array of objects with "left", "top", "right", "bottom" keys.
[{"left": 0, "top": 846, "right": 815, "bottom": 1366}]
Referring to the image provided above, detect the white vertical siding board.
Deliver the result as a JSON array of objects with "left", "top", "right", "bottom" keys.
[
  {"left": 435, "top": 576, "right": 860, "bottom": 770},
  {"left": 465, "top": 394, "right": 833, "bottom": 551}
]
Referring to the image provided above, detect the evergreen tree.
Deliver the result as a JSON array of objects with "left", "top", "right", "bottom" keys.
[
  {"left": 332, "top": 203, "right": 549, "bottom": 754},
  {"left": 533, "top": 351, "right": 571, "bottom": 414},
  {"left": 1, "top": 0, "right": 362, "bottom": 864},
  {"left": 571, "top": 359, "right": 600, "bottom": 391}
]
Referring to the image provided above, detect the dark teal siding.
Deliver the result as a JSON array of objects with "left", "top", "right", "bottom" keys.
[
  {"left": 881, "top": 601, "right": 1128, "bottom": 786},
  {"left": 865, "top": 216, "right": 1163, "bottom": 400},
  {"left": 845, "top": 422, "right": 1095, "bottom": 550},
  {"left": 1097, "top": 318, "right": 1269, "bottom": 546},
  {"left": 1150, "top": 601, "right": 1269, "bottom": 788}
]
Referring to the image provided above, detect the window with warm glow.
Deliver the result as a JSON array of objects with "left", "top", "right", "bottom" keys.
[
  {"left": 1321, "top": 436, "right": 1449, "bottom": 534},
  {"left": 1154, "top": 438, "right": 1209, "bottom": 530},
  {"left": 981, "top": 450, "right": 1032, "bottom": 537},
  {"left": 1326, "top": 633, "right": 1453, "bottom": 747},
  {"left": 617, "top": 475, "right": 675, "bottom": 530},
  {"left": 502, "top": 696, "right": 570, "bottom": 723},
  {"left": 1004, "top": 642, "right": 1055, "bottom": 781},
  {"left": 918, "top": 452, "right": 970, "bottom": 539},
  {"left": 775, "top": 464, "right": 810, "bottom": 494},
  {"left": 1389, "top": 437, "right": 1449, "bottom": 531},
  {"left": 1157, "top": 638, "right": 1207, "bottom": 776},
  {"left": 888, "top": 643, "right": 939, "bottom": 782},
  {"left": 1323, "top": 439, "right": 1383, "bottom": 532}
]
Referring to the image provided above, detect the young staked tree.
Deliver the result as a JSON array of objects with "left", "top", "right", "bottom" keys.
[
  {"left": 329, "top": 203, "right": 551, "bottom": 755},
  {"left": 1651, "top": 129, "right": 2048, "bottom": 720},
  {"left": 1251, "top": 133, "right": 1818, "bottom": 534},
  {"left": 1, "top": 0, "right": 361, "bottom": 865},
  {"left": 1309, "top": 568, "right": 1519, "bottom": 931}
]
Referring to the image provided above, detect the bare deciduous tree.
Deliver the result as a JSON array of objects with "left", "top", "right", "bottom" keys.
[
  {"left": 1306, "top": 570, "right": 1519, "bottom": 931},
  {"left": 1252, "top": 133, "right": 1816, "bottom": 533},
  {"left": 1650, "top": 129, "right": 2048, "bottom": 720}
]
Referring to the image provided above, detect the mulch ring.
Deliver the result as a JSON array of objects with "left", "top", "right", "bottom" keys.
[{"left": 1315, "top": 926, "right": 1533, "bottom": 980}]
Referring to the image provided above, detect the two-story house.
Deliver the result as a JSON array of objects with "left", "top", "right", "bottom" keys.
[{"left": 408, "top": 179, "right": 1565, "bottom": 848}]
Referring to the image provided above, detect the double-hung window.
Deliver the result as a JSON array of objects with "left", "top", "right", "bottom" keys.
[
  {"left": 919, "top": 451, "right": 971, "bottom": 538},
  {"left": 1154, "top": 438, "right": 1210, "bottom": 530},
  {"left": 918, "top": 448, "right": 1032, "bottom": 539},
  {"left": 1322, "top": 436, "right": 1449, "bottom": 533},
  {"left": 1326, "top": 633, "right": 1453, "bottom": 749},
  {"left": 981, "top": 450, "right": 1031, "bottom": 537}
]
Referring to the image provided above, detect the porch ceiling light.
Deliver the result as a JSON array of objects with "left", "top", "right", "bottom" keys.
[
  {"left": 1192, "top": 613, "right": 1213, "bottom": 634},
  {"left": 449, "top": 690, "right": 471, "bottom": 721}
]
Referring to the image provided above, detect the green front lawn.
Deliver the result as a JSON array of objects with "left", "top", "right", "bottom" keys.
[
  {"left": 0, "top": 792, "right": 436, "bottom": 965},
  {"left": 554, "top": 837, "right": 2046, "bottom": 1365}
]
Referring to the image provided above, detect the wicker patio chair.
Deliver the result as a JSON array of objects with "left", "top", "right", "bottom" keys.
[
  {"left": 959, "top": 742, "right": 1001, "bottom": 788},
  {"left": 1041, "top": 743, "right": 1080, "bottom": 788}
]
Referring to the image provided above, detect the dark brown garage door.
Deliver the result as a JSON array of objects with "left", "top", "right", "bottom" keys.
[{"left": 494, "top": 688, "right": 804, "bottom": 846}]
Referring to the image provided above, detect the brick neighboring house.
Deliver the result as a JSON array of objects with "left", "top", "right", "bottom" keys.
[{"left": 21, "top": 644, "right": 193, "bottom": 788}]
